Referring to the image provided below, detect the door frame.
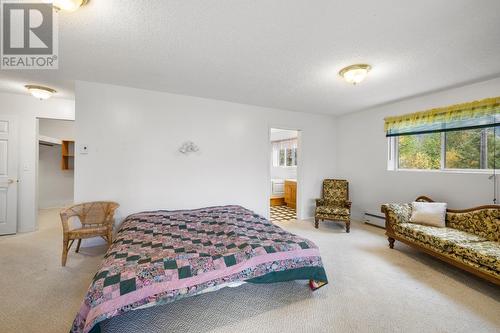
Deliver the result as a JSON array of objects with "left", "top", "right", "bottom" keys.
[
  {"left": 0, "top": 114, "right": 19, "bottom": 235},
  {"left": 268, "top": 126, "right": 303, "bottom": 221}
]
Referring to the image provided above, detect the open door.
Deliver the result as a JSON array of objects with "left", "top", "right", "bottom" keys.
[{"left": 0, "top": 116, "right": 18, "bottom": 235}]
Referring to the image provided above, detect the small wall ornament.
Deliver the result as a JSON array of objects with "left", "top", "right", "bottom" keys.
[{"left": 179, "top": 141, "right": 199, "bottom": 154}]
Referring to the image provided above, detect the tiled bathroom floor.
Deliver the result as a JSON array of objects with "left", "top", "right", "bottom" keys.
[{"left": 270, "top": 205, "right": 296, "bottom": 223}]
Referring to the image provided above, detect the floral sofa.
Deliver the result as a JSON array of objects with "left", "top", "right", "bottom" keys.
[{"left": 381, "top": 196, "right": 499, "bottom": 285}]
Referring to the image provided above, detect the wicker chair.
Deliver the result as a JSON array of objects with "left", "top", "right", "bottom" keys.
[
  {"left": 315, "top": 179, "right": 351, "bottom": 232},
  {"left": 60, "top": 201, "right": 119, "bottom": 266}
]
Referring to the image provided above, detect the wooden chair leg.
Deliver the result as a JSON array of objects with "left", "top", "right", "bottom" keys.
[
  {"left": 62, "top": 239, "right": 69, "bottom": 266},
  {"left": 75, "top": 239, "right": 82, "bottom": 253},
  {"left": 388, "top": 237, "right": 395, "bottom": 249},
  {"left": 346, "top": 220, "right": 351, "bottom": 233},
  {"left": 107, "top": 229, "right": 113, "bottom": 246},
  {"left": 314, "top": 218, "right": 319, "bottom": 229}
]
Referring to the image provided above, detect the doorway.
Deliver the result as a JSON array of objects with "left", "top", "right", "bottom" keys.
[
  {"left": 37, "top": 118, "right": 75, "bottom": 211},
  {"left": 269, "top": 128, "right": 299, "bottom": 223}
]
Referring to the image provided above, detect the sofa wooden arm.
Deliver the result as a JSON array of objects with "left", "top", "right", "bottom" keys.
[{"left": 415, "top": 195, "right": 434, "bottom": 202}]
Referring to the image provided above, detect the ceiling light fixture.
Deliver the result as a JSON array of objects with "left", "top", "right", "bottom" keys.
[
  {"left": 339, "top": 64, "right": 372, "bottom": 85},
  {"left": 25, "top": 85, "right": 57, "bottom": 100},
  {"left": 53, "top": 0, "right": 89, "bottom": 12}
]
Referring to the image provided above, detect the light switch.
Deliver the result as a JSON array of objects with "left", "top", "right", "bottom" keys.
[{"left": 80, "top": 144, "right": 89, "bottom": 154}]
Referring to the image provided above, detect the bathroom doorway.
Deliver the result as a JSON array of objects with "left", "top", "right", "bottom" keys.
[{"left": 269, "top": 128, "right": 300, "bottom": 223}]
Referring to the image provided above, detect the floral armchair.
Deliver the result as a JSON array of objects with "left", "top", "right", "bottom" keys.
[{"left": 315, "top": 179, "right": 352, "bottom": 232}]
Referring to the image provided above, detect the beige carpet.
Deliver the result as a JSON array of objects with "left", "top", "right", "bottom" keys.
[{"left": 0, "top": 209, "right": 499, "bottom": 333}]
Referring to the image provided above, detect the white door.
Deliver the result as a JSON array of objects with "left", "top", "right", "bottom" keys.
[{"left": 0, "top": 116, "right": 18, "bottom": 235}]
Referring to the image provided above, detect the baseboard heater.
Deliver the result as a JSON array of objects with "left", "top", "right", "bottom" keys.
[{"left": 364, "top": 212, "right": 386, "bottom": 229}]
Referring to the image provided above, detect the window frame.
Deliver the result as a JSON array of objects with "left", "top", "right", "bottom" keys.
[{"left": 387, "top": 128, "right": 499, "bottom": 174}]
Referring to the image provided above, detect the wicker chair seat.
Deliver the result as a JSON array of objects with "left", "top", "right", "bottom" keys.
[{"left": 67, "top": 225, "right": 110, "bottom": 239}]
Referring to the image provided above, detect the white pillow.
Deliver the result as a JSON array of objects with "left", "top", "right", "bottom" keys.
[{"left": 410, "top": 202, "right": 447, "bottom": 228}]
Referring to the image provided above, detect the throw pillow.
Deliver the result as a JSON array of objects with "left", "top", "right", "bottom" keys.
[{"left": 410, "top": 202, "right": 447, "bottom": 228}]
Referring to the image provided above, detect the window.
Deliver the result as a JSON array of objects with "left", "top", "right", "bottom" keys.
[
  {"left": 385, "top": 96, "right": 499, "bottom": 173},
  {"left": 391, "top": 127, "right": 499, "bottom": 171},
  {"left": 272, "top": 139, "right": 297, "bottom": 167}
]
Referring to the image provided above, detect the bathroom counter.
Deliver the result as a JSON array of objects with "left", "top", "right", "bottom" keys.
[{"left": 284, "top": 180, "right": 296, "bottom": 209}]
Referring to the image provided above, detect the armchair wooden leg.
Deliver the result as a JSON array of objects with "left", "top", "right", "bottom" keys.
[
  {"left": 107, "top": 230, "right": 113, "bottom": 246},
  {"left": 62, "top": 239, "right": 69, "bottom": 266},
  {"left": 314, "top": 218, "right": 319, "bottom": 229},
  {"left": 75, "top": 239, "right": 82, "bottom": 253},
  {"left": 388, "top": 237, "right": 395, "bottom": 249},
  {"left": 346, "top": 220, "right": 351, "bottom": 233}
]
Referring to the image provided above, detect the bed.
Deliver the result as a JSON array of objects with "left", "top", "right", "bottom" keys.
[{"left": 71, "top": 205, "right": 328, "bottom": 333}]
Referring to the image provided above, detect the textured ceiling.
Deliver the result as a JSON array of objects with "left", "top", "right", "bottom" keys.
[{"left": 1, "top": 0, "right": 500, "bottom": 114}]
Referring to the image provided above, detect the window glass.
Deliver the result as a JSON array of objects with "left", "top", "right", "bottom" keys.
[
  {"left": 487, "top": 127, "right": 500, "bottom": 169},
  {"left": 445, "top": 128, "right": 481, "bottom": 169},
  {"left": 398, "top": 133, "right": 441, "bottom": 169},
  {"left": 286, "top": 148, "right": 293, "bottom": 166},
  {"left": 279, "top": 149, "right": 285, "bottom": 166}
]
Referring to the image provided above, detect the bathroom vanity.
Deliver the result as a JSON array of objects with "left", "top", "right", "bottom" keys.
[{"left": 284, "top": 179, "right": 297, "bottom": 209}]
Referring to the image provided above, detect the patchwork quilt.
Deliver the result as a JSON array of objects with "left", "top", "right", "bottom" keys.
[{"left": 71, "top": 205, "right": 328, "bottom": 333}]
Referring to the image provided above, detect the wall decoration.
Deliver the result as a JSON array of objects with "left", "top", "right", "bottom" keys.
[{"left": 179, "top": 141, "right": 199, "bottom": 154}]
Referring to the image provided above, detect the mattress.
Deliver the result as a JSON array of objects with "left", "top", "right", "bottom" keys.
[{"left": 71, "top": 205, "right": 328, "bottom": 333}]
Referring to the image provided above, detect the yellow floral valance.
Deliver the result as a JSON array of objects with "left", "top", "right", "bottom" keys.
[{"left": 384, "top": 96, "right": 500, "bottom": 137}]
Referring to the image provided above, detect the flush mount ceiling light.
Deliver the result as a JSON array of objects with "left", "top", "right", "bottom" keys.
[
  {"left": 53, "top": 0, "right": 89, "bottom": 12},
  {"left": 339, "top": 64, "right": 372, "bottom": 85},
  {"left": 25, "top": 85, "right": 57, "bottom": 100}
]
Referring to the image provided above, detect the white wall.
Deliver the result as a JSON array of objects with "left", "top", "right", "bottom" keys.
[
  {"left": 39, "top": 118, "right": 75, "bottom": 140},
  {"left": 336, "top": 77, "right": 500, "bottom": 219},
  {"left": 270, "top": 166, "right": 297, "bottom": 180},
  {"left": 270, "top": 129, "right": 298, "bottom": 141},
  {"left": 38, "top": 119, "right": 75, "bottom": 209},
  {"left": 75, "top": 81, "right": 337, "bottom": 222},
  {"left": 0, "top": 93, "right": 75, "bottom": 232}
]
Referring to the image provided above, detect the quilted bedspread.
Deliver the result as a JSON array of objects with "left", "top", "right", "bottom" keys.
[{"left": 71, "top": 205, "right": 328, "bottom": 333}]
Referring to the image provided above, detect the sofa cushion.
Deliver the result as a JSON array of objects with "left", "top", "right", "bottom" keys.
[
  {"left": 393, "top": 223, "right": 486, "bottom": 252},
  {"left": 447, "top": 209, "right": 500, "bottom": 242},
  {"left": 316, "top": 206, "right": 349, "bottom": 216},
  {"left": 451, "top": 241, "right": 500, "bottom": 272}
]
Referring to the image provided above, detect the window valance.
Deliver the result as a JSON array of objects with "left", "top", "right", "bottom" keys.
[
  {"left": 271, "top": 138, "right": 297, "bottom": 150},
  {"left": 384, "top": 96, "right": 500, "bottom": 137}
]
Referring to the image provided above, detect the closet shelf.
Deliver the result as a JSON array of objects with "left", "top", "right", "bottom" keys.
[{"left": 61, "top": 140, "right": 75, "bottom": 170}]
